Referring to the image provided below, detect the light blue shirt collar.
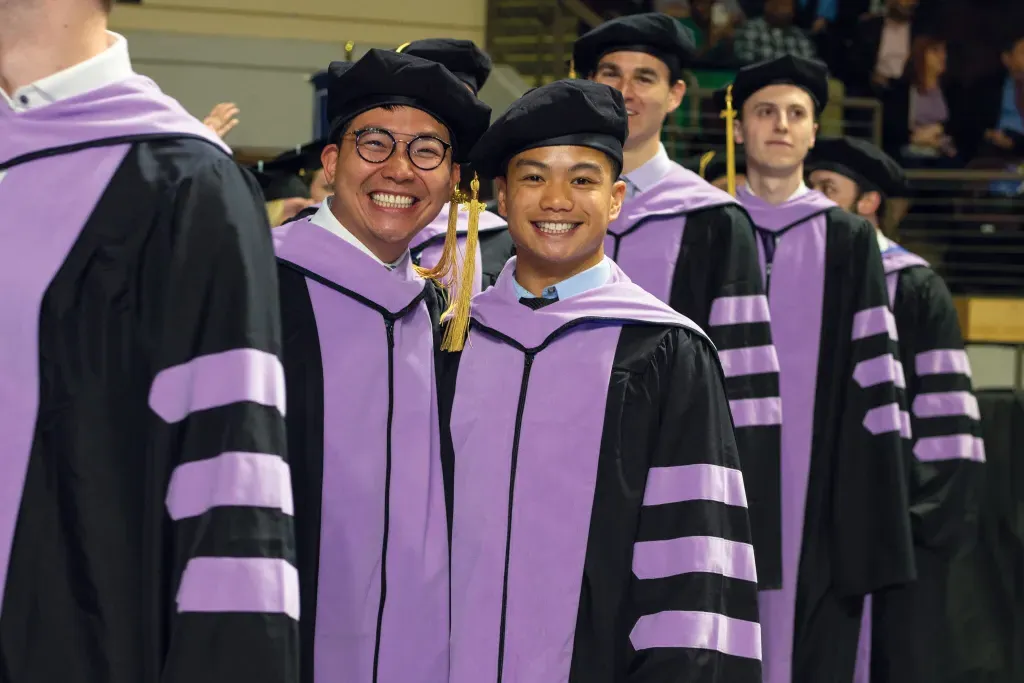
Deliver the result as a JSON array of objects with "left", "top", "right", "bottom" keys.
[
  {"left": 623, "top": 143, "right": 674, "bottom": 198},
  {"left": 513, "top": 258, "right": 611, "bottom": 301}
]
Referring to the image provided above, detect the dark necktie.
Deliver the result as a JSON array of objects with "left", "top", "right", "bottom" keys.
[{"left": 519, "top": 296, "right": 558, "bottom": 310}]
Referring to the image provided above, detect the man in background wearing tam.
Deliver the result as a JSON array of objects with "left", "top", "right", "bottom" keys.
[
  {"left": 808, "top": 136, "right": 984, "bottom": 683},
  {"left": 398, "top": 38, "right": 516, "bottom": 294},
  {"left": 272, "top": 49, "right": 491, "bottom": 683},
  {"left": 0, "top": 0, "right": 298, "bottom": 680},
  {"left": 729, "top": 54, "right": 917, "bottom": 683},
  {"left": 574, "top": 12, "right": 785, "bottom": 594}
]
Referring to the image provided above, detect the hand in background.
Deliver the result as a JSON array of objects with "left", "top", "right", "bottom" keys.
[
  {"left": 911, "top": 123, "right": 945, "bottom": 148},
  {"left": 985, "top": 129, "right": 1015, "bottom": 150},
  {"left": 203, "top": 102, "right": 241, "bottom": 139}
]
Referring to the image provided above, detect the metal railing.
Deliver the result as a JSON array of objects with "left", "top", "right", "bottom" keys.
[{"left": 898, "top": 170, "right": 1024, "bottom": 296}]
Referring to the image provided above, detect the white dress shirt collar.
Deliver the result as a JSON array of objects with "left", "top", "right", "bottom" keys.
[
  {"left": 310, "top": 198, "right": 408, "bottom": 270},
  {"left": 2, "top": 32, "right": 133, "bottom": 113}
]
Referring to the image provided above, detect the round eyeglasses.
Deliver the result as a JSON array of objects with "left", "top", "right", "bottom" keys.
[{"left": 346, "top": 127, "right": 452, "bottom": 171}]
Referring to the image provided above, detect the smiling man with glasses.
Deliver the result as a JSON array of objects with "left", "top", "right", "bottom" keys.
[{"left": 271, "top": 49, "right": 491, "bottom": 683}]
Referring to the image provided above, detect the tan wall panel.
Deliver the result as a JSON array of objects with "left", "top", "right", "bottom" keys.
[
  {"left": 111, "top": 0, "right": 485, "bottom": 45},
  {"left": 122, "top": 30, "right": 391, "bottom": 149}
]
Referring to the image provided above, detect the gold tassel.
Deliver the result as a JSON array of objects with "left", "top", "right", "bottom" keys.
[
  {"left": 719, "top": 84, "right": 737, "bottom": 197},
  {"left": 345, "top": 41, "right": 354, "bottom": 61},
  {"left": 568, "top": 58, "right": 577, "bottom": 79},
  {"left": 698, "top": 150, "right": 716, "bottom": 179},
  {"left": 440, "top": 174, "right": 482, "bottom": 352},
  {"left": 395, "top": 41, "right": 411, "bottom": 53},
  {"left": 414, "top": 194, "right": 462, "bottom": 286}
]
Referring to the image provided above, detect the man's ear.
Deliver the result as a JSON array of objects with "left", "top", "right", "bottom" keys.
[
  {"left": 857, "top": 190, "right": 883, "bottom": 218},
  {"left": 733, "top": 119, "right": 745, "bottom": 145},
  {"left": 496, "top": 177, "right": 509, "bottom": 218},
  {"left": 321, "top": 145, "right": 340, "bottom": 185},
  {"left": 667, "top": 79, "right": 687, "bottom": 114},
  {"left": 609, "top": 179, "right": 627, "bottom": 221}
]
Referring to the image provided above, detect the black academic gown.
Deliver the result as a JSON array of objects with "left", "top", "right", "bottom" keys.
[
  {"left": 738, "top": 187, "right": 916, "bottom": 683},
  {"left": 606, "top": 163, "right": 784, "bottom": 590},
  {"left": 0, "top": 76, "right": 297, "bottom": 681},
  {"left": 273, "top": 214, "right": 450, "bottom": 683},
  {"left": 858, "top": 242, "right": 985, "bottom": 683},
  {"left": 440, "top": 259, "right": 763, "bottom": 683}
]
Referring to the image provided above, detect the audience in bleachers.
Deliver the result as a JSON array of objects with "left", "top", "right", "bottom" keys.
[{"left": 640, "top": 0, "right": 1024, "bottom": 179}]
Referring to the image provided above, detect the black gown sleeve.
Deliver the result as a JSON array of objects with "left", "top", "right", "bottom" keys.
[
  {"left": 833, "top": 222, "right": 916, "bottom": 597},
  {"left": 896, "top": 267, "right": 984, "bottom": 555},
  {"left": 146, "top": 157, "right": 299, "bottom": 683},
  {"left": 478, "top": 227, "right": 515, "bottom": 290},
  {"left": 625, "top": 329, "right": 762, "bottom": 683},
  {"left": 672, "top": 205, "right": 783, "bottom": 590}
]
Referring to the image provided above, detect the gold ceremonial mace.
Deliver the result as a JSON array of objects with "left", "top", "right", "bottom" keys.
[{"left": 720, "top": 84, "right": 737, "bottom": 197}]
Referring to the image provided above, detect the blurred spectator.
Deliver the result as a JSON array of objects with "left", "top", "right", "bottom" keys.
[
  {"left": 793, "top": 0, "right": 837, "bottom": 36},
  {"left": 733, "top": 0, "right": 818, "bottom": 64},
  {"left": 887, "top": 36, "right": 958, "bottom": 166},
  {"left": 975, "top": 34, "right": 1024, "bottom": 162},
  {"left": 844, "top": 0, "right": 918, "bottom": 95},
  {"left": 658, "top": 0, "right": 741, "bottom": 62}
]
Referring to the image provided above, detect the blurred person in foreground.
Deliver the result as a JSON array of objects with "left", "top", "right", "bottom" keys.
[
  {"left": 575, "top": 12, "right": 785, "bottom": 592},
  {"left": 728, "top": 54, "right": 917, "bottom": 683},
  {"left": 808, "top": 136, "right": 983, "bottom": 683},
  {"left": 441, "top": 77, "right": 763, "bottom": 683},
  {"left": 272, "top": 49, "right": 490, "bottom": 683},
  {"left": 0, "top": 0, "right": 298, "bottom": 681},
  {"left": 397, "top": 38, "right": 515, "bottom": 294}
]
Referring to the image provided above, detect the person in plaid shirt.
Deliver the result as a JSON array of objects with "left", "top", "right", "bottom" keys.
[{"left": 734, "top": 0, "right": 818, "bottom": 64}]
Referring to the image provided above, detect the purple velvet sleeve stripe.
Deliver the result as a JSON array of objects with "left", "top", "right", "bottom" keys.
[
  {"left": 916, "top": 349, "right": 972, "bottom": 377},
  {"left": 852, "top": 306, "right": 899, "bottom": 342},
  {"left": 643, "top": 464, "right": 748, "bottom": 508},
  {"left": 862, "top": 403, "right": 902, "bottom": 435},
  {"left": 632, "top": 536, "right": 758, "bottom": 583},
  {"left": 629, "top": 610, "right": 762, "bottom": 660},
  {"left": 708, "top": 295, "right": 771, "bottom": 327},
  {"left": 718, "top": 345, "right": 780, "bottom": 378},
  {"left": 853, "top": 354, "right": 905, "bottom": 389},
  {"left": 149, "top": 348, "right": 286, "bottom": 424},
  {"left": 913, "top": 435, "right": 987, "bottom": 463},
  {"left": 912, "top": 391, "right": 980, "bottom": 420},
  {"left": 166, "top": 451, "right": 294, "bottom": 521},
  {"left": 729, "top": 397, "right": 782, "bottom": 427},
  {"left": 900, "top": 411, "right": 912, "bottom": 439},
  {"left": 176, "top": 557, "right": 299, "bottom": 620}
]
